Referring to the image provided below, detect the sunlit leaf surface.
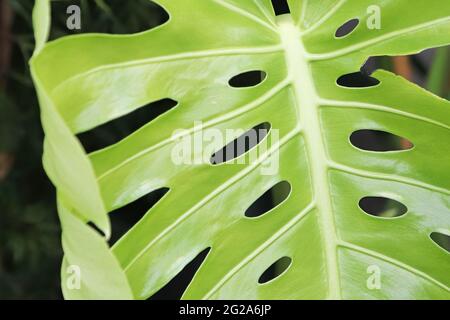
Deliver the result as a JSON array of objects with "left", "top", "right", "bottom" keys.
[{"left": 31, "top": 0, "right": 450, "bottom": 299}]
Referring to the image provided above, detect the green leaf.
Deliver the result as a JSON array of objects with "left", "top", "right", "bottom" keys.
[
  {"left": 31, "top": 0, "right": 450, "bottom": 299},
  {"left": 32, "top": 0, "right": 51, "bottom": 55},
  {"left": 30, "top": 0, "right": 131, "bottom": 300},
  {"left": 59, "top": 200, "right": 133, "bottom": 300}
]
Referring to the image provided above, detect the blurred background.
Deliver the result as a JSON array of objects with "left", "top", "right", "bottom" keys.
[{"left": 0, "top": 0, "right": 449, "bottom": 299}]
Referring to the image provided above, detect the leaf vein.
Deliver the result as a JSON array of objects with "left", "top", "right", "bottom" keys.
[
  {"left": 338, "top": 240, "right": 450, "bottom": 292},
  {"left": 308, "top": 16, "right": 450, "bottom": 61},
  {"left": 120, "top": 128, "right": 302, "bottom": 272}
]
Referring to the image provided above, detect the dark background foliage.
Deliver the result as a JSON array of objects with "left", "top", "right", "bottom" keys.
[
  {"left": 0, "top": 0, "right": 170, "bottom": 300},
  {"left": 0, "top": 0, "right": 448, "bottom": 299}
]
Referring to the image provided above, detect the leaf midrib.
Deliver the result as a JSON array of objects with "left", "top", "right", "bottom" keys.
[
  {"left": 111, "top": 10, "right": 450, "bottom": 299},
  {"left": 278, "top": 15, "right": 342, "bottom": 299},
  {"left": 118, "top": 14, "right": 344, "bottom": 299}
]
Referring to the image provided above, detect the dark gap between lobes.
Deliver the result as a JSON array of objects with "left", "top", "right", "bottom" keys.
[
  {"left": 109, "top": 187, "right": 169, "bottom": 246},
  {"left": 78, "top": 98, "right": 177, "bottom": 153},
  {"left": 50, "top": 0, "right": 169, "bottom": 38},
  {"left": 149, "top": 248, "right": 210, "bottom": 300},
  {"left": 271, "top": 0, "right": 291, "bottom": 15}
]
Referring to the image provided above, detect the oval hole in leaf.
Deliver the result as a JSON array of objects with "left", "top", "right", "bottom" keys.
[
  {"left": 245, "top": 181, "right": 291, "bottom": 218},
  {"left": 430, "top": 232, "right": 450, "bottom": 253},
  {"left": 258, "top": 257, "right": 292, "bottom": 284},
  {"left": 337, "top": 72, "right": 380, "bottom": 88},
  {"left": 335, "top": 19, "right": 360, "bottom": 38},
  {"left": 228, "top": 70, "right": 267, "bottom": 88},
  {"left": 149, "top": 248, "right": 210, "bottom": 300},
  {"left": 359, "top": 196, "right": 407, "bottom": 218},
  {"left": 211, "top": 122, "right": 271, "bottom": 165},
  {"left": 109, "top": 187, "right": 169, "bottom": 245},
  {"left": 78, "top": 98, "right": 177, "bottom": 153},
  {"left": 350, "top": 129, "right": 414, "bottom": 152}
]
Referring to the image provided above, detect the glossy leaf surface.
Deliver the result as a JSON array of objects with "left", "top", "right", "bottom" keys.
[{"left": 31, "top": 0, "right": 450, "bottom": 299}]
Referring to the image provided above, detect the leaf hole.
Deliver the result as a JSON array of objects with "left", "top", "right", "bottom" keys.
[
  {"left": 337, "top": 72, "right": 380, "bottom": 88},
  {"left": 359, "top": 196, "right": 407, "bottom": 218},
  {"left": 335, "top": 19, "right": 360, "bottom": 38},
  {"left": 78, "top": 98, "right": 177, "bottom": 153},
  {"left": 109, "top": 187, "right": 169, "bottom": 245},
  {"left": 149, "top": 248, "right": 210, "bottom": 300},
  {"left": 258, "top": 256, "right": 292, "bottom": 284},
  {"left": 430, "top": 232, "right": 450, "bottom": 253},
  {"left": 245, "top": 181, "right": 291, "bottom": 218},
  {"left": 350, "top": 129, "right": 414, "bottom": 152},
  {"left": 210, "top": 122, "right": 271, "bottom": 165},
  {"left": 228, "top": 70, "right": 267, "bottom": 88},
  {"left": 271, "top": 0, "right": 291, "bottom": 15}
]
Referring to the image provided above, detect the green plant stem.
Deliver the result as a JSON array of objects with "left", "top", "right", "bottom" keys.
[{"left": 427, "top": 47, "right": 450, "bottom": 96}]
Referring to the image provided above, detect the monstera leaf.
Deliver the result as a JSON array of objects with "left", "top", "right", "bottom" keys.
[{"left": 30, "top": 0, "right": 450, "bottom": 300}]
